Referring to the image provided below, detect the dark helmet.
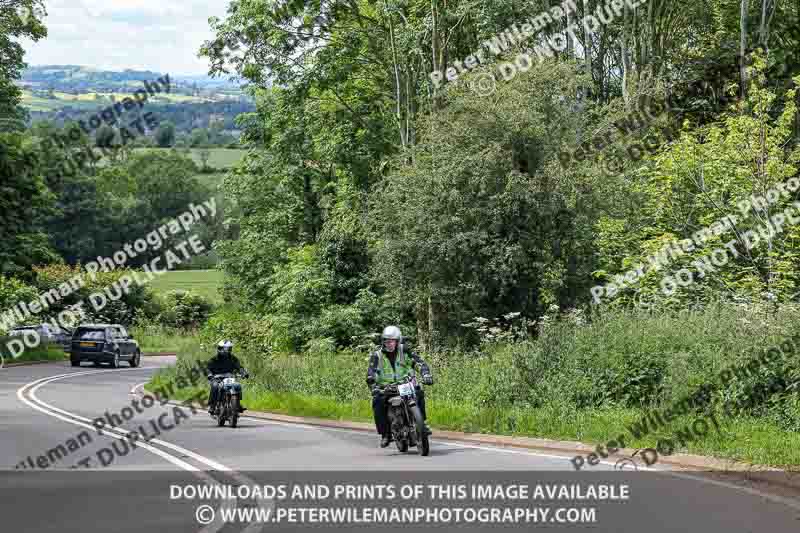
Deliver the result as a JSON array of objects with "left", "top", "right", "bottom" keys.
[
  {"left": 380, "top": 325, "right": 402, "bottom": 353},
  {"left": 217, "top": 340, "right": 233, "bottom": 357}
]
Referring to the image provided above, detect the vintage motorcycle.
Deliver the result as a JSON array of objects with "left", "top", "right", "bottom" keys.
[
  {"left": 378, "top": 374, "right": 430, "bottom": 456},
  {"left": 210, "top": 372, "right": 247, "bottom": 428}
]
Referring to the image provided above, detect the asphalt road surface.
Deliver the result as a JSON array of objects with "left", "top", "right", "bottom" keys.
[{"left": 1, "top": 358, "right": 799, "bottom": 533}]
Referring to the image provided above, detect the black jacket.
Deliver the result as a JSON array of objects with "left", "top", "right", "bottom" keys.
[{"left": 207, "top": 354, "right": 244, "bottom": 376}]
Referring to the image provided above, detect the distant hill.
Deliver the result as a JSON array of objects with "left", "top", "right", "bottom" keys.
[
  {"left": 17, "top": 65, "right": 254, "bottom": 138},
  {"left": 19, "top": 65, "right": 248, "bottom": 101}
]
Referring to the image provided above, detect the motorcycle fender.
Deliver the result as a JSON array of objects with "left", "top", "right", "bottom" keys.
[{"left": 389, "top": 397, "right": 404, "bottom": 407}]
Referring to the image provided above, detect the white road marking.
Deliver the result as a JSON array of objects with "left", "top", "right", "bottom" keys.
[
  {"left": 18, "top": 370, "right": 200, "bottom": 471},
  {"left": 17, "top": 369, "right": 264, "bottom": 533}
]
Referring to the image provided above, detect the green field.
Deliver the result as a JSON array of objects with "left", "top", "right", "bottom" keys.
[
  {"left": 21, "top": 89, "right": 223, "bottom": 111},
  {"left": 187, "top": 148, "right": 245, "bottom": 169},
  {"left": 196, "top": 172, "right": 228, "bottom": 189},
  {"left": 148, "top": 269, "right": 224, "bottom": 303},
  {"left": 134, "top": 148, "right": 245, "bottom": 169}
]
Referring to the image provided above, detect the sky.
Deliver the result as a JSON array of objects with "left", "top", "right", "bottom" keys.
[{"left": 20, "top": 0, "right": 232, "bottom": 75}]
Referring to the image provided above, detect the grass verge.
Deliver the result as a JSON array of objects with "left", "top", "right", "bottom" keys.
[
  {"left": 131, "top": 324, "right": 207, "bottom": 354},
  {"left": 0, "top": 338, "right": 66, "bottom": 364}
]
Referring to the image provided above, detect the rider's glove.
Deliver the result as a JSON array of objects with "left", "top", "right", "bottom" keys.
[
  {"left": 371, "top": 387, "right": 381, "bottom": 398},
  {"left": 422, "top": 374, "right": 434, "bottom": 386}
]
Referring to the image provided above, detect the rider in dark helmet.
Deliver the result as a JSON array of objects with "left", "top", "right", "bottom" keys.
[
  {"left": 366, "top": 326, "right": 433, "bottom": 448},
  {"left": 206, "top": 340, "right": 248, "bottom": 415}
]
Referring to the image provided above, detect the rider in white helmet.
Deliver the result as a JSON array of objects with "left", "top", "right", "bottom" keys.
[{"left": 366, "top": 325, "right": 434, "bottom": 447}]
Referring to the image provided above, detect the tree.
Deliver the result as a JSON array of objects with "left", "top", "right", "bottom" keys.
[
  {"left": 95, "top": 124, "right": 116, "bottom": 148},
  {"left": 190, "top": 128, "right": 210, "bottom": 147},
  {"left": 198, "top": 146, "right": 211, "bottom": 171},
  {"left": 596, "top": 59, "right": 800, "bottom": 307},
  {"left": 371, "top": 60, "right": 595, "bottom": 348},
  {"left": 155, "top": 121, "right": 176, "bottom": 147},
  {"left": 0, "top": 0, "right": 47, "bottom": 118},
  {"left": 0, "top": 131, "right": 59, "bottom": 276}
]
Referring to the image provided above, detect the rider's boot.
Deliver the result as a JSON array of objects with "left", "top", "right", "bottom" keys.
[
  {"left": 423, "top": 421, "right": 432, "bottom": 435},
  {"left": 380, "top": 433, "right": 392, "bottom": 448}
]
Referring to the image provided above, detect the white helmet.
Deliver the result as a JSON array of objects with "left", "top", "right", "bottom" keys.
[{"left": 381, "top": 326, "right": 402, "bottom": 353}]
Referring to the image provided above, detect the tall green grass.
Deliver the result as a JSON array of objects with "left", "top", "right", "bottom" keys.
[{"left": 131, "top": 323, "right": 207, "bottom": 355}]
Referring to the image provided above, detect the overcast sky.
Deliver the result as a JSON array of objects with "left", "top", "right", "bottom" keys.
[{"left": 20, "top": 0, "right": 231, "bottom": 75}]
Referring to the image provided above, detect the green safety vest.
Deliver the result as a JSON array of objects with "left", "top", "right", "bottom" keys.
[{"left": 374, "top": 348, "right": 415, "bottom": 386}]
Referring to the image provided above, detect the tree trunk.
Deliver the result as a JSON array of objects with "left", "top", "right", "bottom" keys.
[
  {"left": 565, "top": 9, "right": 574, "bottom": 57},
  {"left": 621, "top": 2, "right": 632, "bottom": 103},
  {"left": 427, "top": 291, "right": 435, "bottom": 350},
  {"left": 415, "top": 298, "right": 428, "bottom": 351},
  {"left": 740, "top": 0, "right": 749, "bottom": 98},
  {"left": 385, "top": 8, "right": 407, "bottom": 150},
  {"left": 581, "top": 0, "right": 593, "bottom": 81},
  {"left": 758, "top": 0, "right": 774, "bottom": 51},
  {"left": 431, "top": 0, "right": 441, "bottom": 109}
]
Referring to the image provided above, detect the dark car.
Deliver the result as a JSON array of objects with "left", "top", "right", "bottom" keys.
[
  {"left": 9, "top": 324, "right": 71, "bottom": 349},
  {"left": 69, "top": 324, "right": 141, "bottom": 368}
]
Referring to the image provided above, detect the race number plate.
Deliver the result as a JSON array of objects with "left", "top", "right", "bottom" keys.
[
  {"left": 222, "top": 378, "right": 236, "bottom": 386},
  {"left": 398, "top": 383, "right": 414, "bottom": 397},
  {"left": 79, "top": 342, "right": 95, "bottom": 347}
]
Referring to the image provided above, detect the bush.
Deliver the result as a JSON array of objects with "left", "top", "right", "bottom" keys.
[
  {"left": 157, "top": 290, "right": 213, "bottom": 329},
  {"left": 30, "top": 264, "right": 160, "bottom": 327},
  {"left": 0, "top": 276, "right": 39, "bottom": 333},
  {"left": 509, "top": 303, "right": 800, "bottom": 414}
]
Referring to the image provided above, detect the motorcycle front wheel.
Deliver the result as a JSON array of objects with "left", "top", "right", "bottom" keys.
[
  {"left": 411, "top": 405, "right": 430, "bottom": 456},
  {"left": 216, "top": 397, "right": 226, "bottom": 427},
  {"left": 230, "top": 395, "right": 240, "bottom": 428},
  {"left": 395, "top": 436, "right": 409, "bottom": 453}
]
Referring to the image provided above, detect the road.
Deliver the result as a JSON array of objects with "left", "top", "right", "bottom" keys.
[{"left": 1, "top": 358, "right": 799, "bottom": 532}]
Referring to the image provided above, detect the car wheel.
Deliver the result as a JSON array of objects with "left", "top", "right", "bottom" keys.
[
  {"left": 129, "top": 351, "right": 140, "bottom": 368},
  {"left": 110, "top": 352, "right": 120, "bottom": 369}
]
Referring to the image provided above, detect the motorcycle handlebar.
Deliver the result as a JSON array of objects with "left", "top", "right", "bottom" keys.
[
  {"left": 210, "top": 372, "right": 248, "bottom": 379},
  {"left": 375, "top": 375, "right": 418, "bottom": 394}
]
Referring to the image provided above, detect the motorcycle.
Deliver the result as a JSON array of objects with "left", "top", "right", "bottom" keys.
[
  {"left": 378, "top": 374, "right": 430, "bottom": 456},
  {"left": 210, "top": 372, "right": 247, "bottom": 428}
]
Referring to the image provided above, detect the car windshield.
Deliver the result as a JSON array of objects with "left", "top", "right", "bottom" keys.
[{"left": 76, "top": 329, "right": 106, "bottom": 340}]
